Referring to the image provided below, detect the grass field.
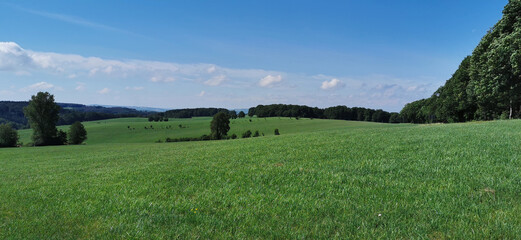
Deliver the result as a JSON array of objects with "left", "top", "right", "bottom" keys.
[
  {"left": 18, "top": 117, "right": 384, "bottom": 145},
  {"left": 3, "top": 118, "right": 521, "bottom": 238}
]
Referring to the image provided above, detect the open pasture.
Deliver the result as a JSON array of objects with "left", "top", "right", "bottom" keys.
[{"left": 3, "top": 119, "right": 521, "bottom": 238}]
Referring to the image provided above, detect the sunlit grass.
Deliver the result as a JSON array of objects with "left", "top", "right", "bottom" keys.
[{"left": 3, "top": 119, "right": 521, "bottom": 238}]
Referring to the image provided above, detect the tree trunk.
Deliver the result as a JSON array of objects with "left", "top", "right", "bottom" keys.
[{"left": 509, "top": 99, "right": 513, "bottom": 119}]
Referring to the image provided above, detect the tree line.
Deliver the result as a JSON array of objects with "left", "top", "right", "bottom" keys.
[
  {"left": 248, "top": 104, "right": 400, "bottom": 123},
  {"left": 401, "top": 0, "right": 521, "bottom": 123},
  {"left": 163, "top": 108, "right": 230, "bottom": 118}
]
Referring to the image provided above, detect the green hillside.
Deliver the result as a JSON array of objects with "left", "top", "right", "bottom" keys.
[
  {"left": 3, "top": 119, "right": 521, "bottom": 238},
  {"left": 18, "top": 117, "right": 389, "bottom": 145}
]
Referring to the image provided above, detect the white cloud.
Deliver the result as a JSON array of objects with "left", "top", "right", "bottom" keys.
[
  {"left": 0, "top": 42, "right": 441, "bottom": 112},
  {"left": 321, "top": 78, "right": 344, "bottom": 90},
  {"left": 258, "top": 75, "right": 283, "bottom": 87},
  {"left": 125, "top": 86, "right": 144, "bottom": 91},
  {"left": 21, "top": 82, "right": 55, "bottom": 92},
  {"left": 0, "top": 42, "right": 285, "bottom": 89},
  {"left": 207, "top": 65, "right": 216, "bottom": 73},
  {"left": 204, "top": 75, "right": 226, "bottom": 86},
  {"left": 98, "top": 88, "right": 110, "bottom": 94},
  {"left": 75, "top": 82, "right": 86, "bottom": 91},
  {"left": 0, "top": 42, "right": 34, "bottom": 71},
  {"left": 150, "top": 76, "right": 175, "bottom": 83},
  {"left": 198, "top": 91, "right": 206, "bottom": 97}
]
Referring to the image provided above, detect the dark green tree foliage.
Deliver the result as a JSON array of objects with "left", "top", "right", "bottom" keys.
[
  {"left": 389, "top": 113, "right": 401, "bottom": 123},
  {"left": 252, "top": 104, "right": 323, "bottom": 118},
  {"left": 432, "top": 57, "right": 477, "bottom": 122},
  {"left": 242, "top": 130, "right": 252, "bottom": 138},
  {"left": 249, "top": 104, "right": 395, "bottom": 123},
  {"left": 229, "top": 110, "right": 237, "bottom": 119},
  {"left": 0, "top": 124, "right": 19, "bottom": 147},
  {"left": 210, "top": 112, "right": 230, "bottom": 140},
  {"left": 274, "top": 128, "right": 280, "bottom": 135},
  {"left": 470, "top": 0, "right": 521, "bottom": 120},
  {"left": 247, "top": 107, "right": 255, "bottom": 117},
  {"left": 23, "top": 92, "right": 65, "bottom": 146},
  {"left": 253, "top": 130, "right": 260, "bottom": 137},
  {"left": 68, "top": 121, "right": 87, "bottom": 145},
  {"left": 165, "top": 108, "right": 229, "bottom": 118},
  {"left": 238, "top": 111, "right": 246, "bottom": 118},
  {"left": 402, "top": 1, "right": 521, "bottom": 123}
]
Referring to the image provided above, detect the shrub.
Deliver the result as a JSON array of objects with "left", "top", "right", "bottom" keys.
[
  {"left": 68, "top": 121, "right": 87, "bottom": 145},
  {"left": 231, "top": 134, "right": 237, "bottom": 139},
  {"left": 242, "top": 130, "right": 252, "bottom": 138},
  {"left": 274, "top": 128, "right": 280, "bottom": 135},
  {"left": 165, "top": 134, "right": 212, "bottom": 142},
  {"left": 253, "top": 130, "right": 260, "bottom": 137},
  {"left": 0, "top": 124, "right": 19, "bottom": 147}
]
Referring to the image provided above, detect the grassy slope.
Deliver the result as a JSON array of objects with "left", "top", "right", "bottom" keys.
[
  {"left": 2, "top": 119, "right": 521, "bottom": 238},
  {"left": 18, "top": 117, "right": 382, "bottom": 145}
]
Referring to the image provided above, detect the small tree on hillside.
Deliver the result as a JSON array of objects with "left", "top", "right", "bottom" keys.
[
  {"left": 69, "top": 121, "right": 87, "bottom": 144},
  {"left": 210, "top": 112, "right": 230, "bottom": 140},
  {"left": 274, "top": 128, "right": 280, "bottom": 135},
  {"left": 0, "top": 124, "right": 19, "bottom": 147},
  {"left": 242, "top": 130, "right": 252, "bottom": 138},
  {"left": 229, "top": 110, "right": 238, "bottom": 119},
  {"left": 23, "top": 92, "right": 64, "bottom": 146},
  {"left": 238, "top": 111, "right": 246, "bottom": 118}
]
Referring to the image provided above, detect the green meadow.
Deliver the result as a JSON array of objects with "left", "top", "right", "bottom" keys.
[{"left": 3, "top": 118, "right": 521, "bottom": 238}]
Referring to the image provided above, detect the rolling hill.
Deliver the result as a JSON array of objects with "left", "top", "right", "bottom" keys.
[{"left": 2, "top": 118, "right": 521, "bottom": 238}]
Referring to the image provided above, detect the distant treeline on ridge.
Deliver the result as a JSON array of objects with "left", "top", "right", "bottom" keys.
[
  {"left": 163, "top": 108, "right": 229, "bottom": 118},
  {"left": 248, "top": 104, "right": 400, "bottom": 123}
]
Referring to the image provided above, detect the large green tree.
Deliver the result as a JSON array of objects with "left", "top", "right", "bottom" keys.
[
  {"left": 23, "top": 92, "right": 63, "bottom": 146},
  {"left": 470, "top": 0, "right": 521, "bottom": 120},
  {"left": 210, "top": 112, "right": 230, "bottom": 140}
]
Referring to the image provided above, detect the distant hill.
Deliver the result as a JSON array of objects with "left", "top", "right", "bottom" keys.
[
  {"left": 90, "top": 104, "right": 170, "bottom": 112},
  {"left": 0, "top": 101, "right": 152, "bottom": 129}
]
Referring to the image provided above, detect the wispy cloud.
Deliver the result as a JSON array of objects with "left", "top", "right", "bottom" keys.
[
  {"left": 125, "top": 86, "right": 144, "bottom": 91},
  {"left": 204, "top": 75, "right": 226, "bottom": 86},
  {"left": 0, "top": 42, "right": 439, "bottom": 111},
  {"left": 21, "top": 81, "right": 59, "bottom": 92},
  {"left": 8, "top": 4, "right": 138, "bottom": 36},
  {"left": 0, "top": 42, "right": 284, "bottom": 88},
  {"left": 98, "top": 88, "right": 111, "bottom": 94}
]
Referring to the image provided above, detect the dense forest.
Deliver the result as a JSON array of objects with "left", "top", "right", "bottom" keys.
[
  {"left": 164, "top": 108, "right": 230, "bottom": 118},
  {"left": 248, "top": 104, "right": 399, "bottom": 123},
  {"left": 401, "top": 0, "right": 521, "bottom": 123}
]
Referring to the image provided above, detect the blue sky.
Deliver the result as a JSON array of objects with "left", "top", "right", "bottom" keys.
[{"left": 0, "top": 0, "right": 508, "bottom": 111}]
